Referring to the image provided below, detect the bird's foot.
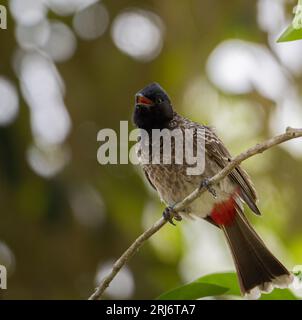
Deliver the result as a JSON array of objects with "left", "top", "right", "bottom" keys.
[
  {"left": 163, "top": 206, "right": 182, "bottom": 226},
  {"left": 200, "top": 178, "right": 217, "bottom": 199}
]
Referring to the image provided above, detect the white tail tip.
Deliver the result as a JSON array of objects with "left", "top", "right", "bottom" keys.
[{"left": 245, "top": 273, "right": 295, "bottom": 300}]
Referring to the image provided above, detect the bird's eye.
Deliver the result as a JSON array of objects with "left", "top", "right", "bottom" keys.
[{"left": 156, "top": 98, "right": 163, "bottom": 104}]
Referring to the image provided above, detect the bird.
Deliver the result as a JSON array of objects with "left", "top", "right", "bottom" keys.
[{"left": 133, "top": 82, "right": 293, "bottom": 299}]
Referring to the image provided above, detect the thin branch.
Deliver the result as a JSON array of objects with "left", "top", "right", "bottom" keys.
[{"left": 88, "top": 127, "right": 302, "bottom": 300}]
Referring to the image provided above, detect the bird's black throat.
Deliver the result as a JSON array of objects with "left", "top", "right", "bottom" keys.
[{"left": 133, "top": 105, "right": 173, "bottom": 131}]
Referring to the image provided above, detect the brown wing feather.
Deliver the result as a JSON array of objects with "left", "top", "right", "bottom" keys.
[{"left": 204, "top": 126, "right": 261, "bottom": 216}]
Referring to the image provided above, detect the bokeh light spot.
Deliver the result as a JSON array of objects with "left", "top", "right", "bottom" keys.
[
  {"left": 15, "top": 20, "right": 50, "bottom": 50},
  {"left": 10, "top": 0, "right": 47, "bottom": 26},
  {"left": 95, "top": 261, "right": 135, "bottom": 299},
  {"left": 20, "top": 53, "right": 71, "bottom": 145},
  {"left": 206, "top": 40, "right": 288, "bottom": 101},
  {"left": 43, "top": 21, "right": 77, "bottom": 62},
  {"left": 46, "top": 0, "right": 98, "bottom": 16},
  {"left": 73, "top": 3, "right": 109, "bottom": 40},
  {"left": 69, "top": 185, "right": 105, "bottom": 227},
  {"left": 26, "top": 144, "right": 71, "bottom": 178},
  {"left": 0, "top": 242, "right": 16, "bottom": 274},
  {"left": 111, "top": 9, "right": 164, "bottom": 62}
]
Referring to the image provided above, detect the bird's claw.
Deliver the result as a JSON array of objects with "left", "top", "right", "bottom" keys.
[
  {"left": 200, "top": 178, "right": 217, "bottom": 199},
  {"left": 163, "top": 206, "right": 182, "bottom": 226}
]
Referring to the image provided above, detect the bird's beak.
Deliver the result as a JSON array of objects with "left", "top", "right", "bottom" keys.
[{"left": 135, "top": 94, "right": 154, "bottom": 107}]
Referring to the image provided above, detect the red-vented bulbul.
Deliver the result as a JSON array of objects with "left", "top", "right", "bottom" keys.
[{"left": 133, "top": 82, "right": 293, "bottom": 299}]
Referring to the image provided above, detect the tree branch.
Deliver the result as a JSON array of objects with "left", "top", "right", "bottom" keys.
[{"left": 88, "top": 127, "right": 302, "bottom": 300}]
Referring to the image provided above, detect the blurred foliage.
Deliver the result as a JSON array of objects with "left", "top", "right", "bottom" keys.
[
  {"left": 278, "top": 0, "right": 302, "bottom": 42},
  {"left": 0, "top": 0, "right": 302, "bottom": 300},
  {"left": 157, "top": 272, "right": 299, "bottom": 300}
]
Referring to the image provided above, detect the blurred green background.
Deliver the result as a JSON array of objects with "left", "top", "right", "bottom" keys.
[{"left": 0, "top": 0, "right": 301, "bottom": 299}]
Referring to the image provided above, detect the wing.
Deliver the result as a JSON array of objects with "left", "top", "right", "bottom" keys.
[{"left": 204, "top": 126, "right": 261, "bottom": 216}]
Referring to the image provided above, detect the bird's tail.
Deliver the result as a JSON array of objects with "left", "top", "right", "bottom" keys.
[{"left": 222, "top": 209, "right": 293, "bottom": 299}]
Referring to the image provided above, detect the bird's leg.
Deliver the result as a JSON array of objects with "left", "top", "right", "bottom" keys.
[
  {"left": 200, "top": 178, "right": 217, "bottom": 199},
  {"left": 163, "top": 205, "right": 182, "bottom": 226}
]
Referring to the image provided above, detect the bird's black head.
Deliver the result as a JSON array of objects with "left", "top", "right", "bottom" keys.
[{"left": 133, "top": 83, "right": 174, "bottom": 130}]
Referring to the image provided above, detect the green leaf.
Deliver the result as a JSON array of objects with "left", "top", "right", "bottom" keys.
[
  {"left": 277, "top": 25, "right": 302, "bottom": 42},
  {"left": 196, "top": 272, "right": 241, "bottom": 296},
  {"left": 157, "top": 282, "right": 228, "bottom": 300},
  {"left": 157, "top": 272, "right": 238, "bottom": 300},
  {"left": 157, "top": 272, "right": 299, "bottom": 300}
]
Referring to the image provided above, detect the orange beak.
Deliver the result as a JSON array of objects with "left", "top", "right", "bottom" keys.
[{"left": 136, "top": 94, "right": 154, "bottom": 107}]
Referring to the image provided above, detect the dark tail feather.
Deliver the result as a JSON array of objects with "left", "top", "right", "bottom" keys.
[{"left": 222, "top": 209, "right": 293, "bottom": 298}]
